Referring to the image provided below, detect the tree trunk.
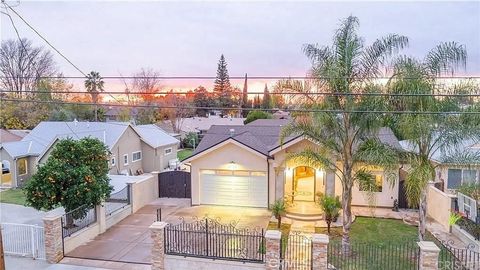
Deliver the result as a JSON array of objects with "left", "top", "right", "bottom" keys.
[
  {"left": 327, "top": 219, "right": 331, "bottom": 234},
  {"left": 341, "top": 184, "right": 353, "bottom": 255},
  {"left": 277, "top": 215, "right": 282, "bottom": 229},
  {"left": 418, "top": 187, "right": 427, "bottom": 241}
]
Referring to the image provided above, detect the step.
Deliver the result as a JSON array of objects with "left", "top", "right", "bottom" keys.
[{"left": 286, "top": 212, "right": 324, "bottom": 221}]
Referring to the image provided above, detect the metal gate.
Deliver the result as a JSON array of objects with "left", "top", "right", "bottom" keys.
[
  {"left": 281, "top": 232, "right": 312, "bottom": 270},
  {"left": 159, "top": 170, "right": 191, "bottom": 198},
  {"left": 1, "top": 223, "right": 46, "bottom": 260}
]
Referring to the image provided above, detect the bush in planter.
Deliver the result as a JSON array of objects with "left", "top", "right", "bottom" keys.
[
  {"left": 318, "top": 194, "right": 342, "bottom": 234},
  {"left": 271, "top": 199, "right": 286, "bottom": 229}
]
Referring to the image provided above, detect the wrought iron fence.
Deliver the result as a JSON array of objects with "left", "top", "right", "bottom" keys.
[
  {"left": 164, "top": 217, "right": 265, "bottom": 263},
  {"left": 327, "top": 242, "right": 420, "bottom": 270},
  {"left": 1, "top": 223, "right": 45, "bottom": 260},
  {"left": 105, "top": 185, "right": 130, "bottom": 216},
  {"left": 456, "top": 217, "right": 480, "bottom": 241},
  {"left": 280, "top": 232, "right": 312, "bottom": 270},
  {"left": 61, "top": 205, "right": 97, "bottom": 238},
  {"left": 438, "top": 240, "right": 480, "bottom": 270}
]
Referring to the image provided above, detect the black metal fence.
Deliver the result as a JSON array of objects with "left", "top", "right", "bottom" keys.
[
  {"left": 327, "top": 242, "right": 420, "bottom": 270},
  {"left": 438, "top": 240, "right": 480, "bottom": 270},
  {"left": 105, "top": 185, "right": 130, "bottom": 216},
  {"left": 280, "top": 232, "right": 312, "bottom": 270},
  {"left": 61, "top": 205, "right": 97, "bottom": 238},
  {"left": 164, "top": 217, "right": 265, "bottom": 263}
]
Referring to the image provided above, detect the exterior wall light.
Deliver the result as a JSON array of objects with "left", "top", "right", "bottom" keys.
[{"left": 228, "top": 161, "right": 237, "bottom": 171}]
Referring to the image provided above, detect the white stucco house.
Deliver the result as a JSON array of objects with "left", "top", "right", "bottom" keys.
[
  {"left": 0, "top": 121, "right": 179, "bottom": 188},
  {"left": 183, "top": 119, "right": 404, "bottom": 215}
]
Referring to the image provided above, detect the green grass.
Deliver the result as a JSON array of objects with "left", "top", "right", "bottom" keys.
[
  {"left": 177, "top": 149, "right": 193, "bottom": 161},
  {"left": 0, "top": 189, "right": 27, "bottom": 205}
]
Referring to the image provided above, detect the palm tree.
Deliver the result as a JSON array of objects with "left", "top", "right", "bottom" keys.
[
  {"left": 84, "top": 71, "right": 104, "bottom": 121},
  {"left": 279, "top": 16, "right": 407, "bottom": 253},
  {"left": 318, "top": 195, "right": 341, "bottom": 234},
  {"left": 387, "top": 42, "right": 480, "bottom": 240},
  {"left": 270, "top": 199, "right": 286, "bottom": 229}
]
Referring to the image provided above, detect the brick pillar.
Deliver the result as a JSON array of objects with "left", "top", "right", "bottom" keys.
[
  {"left": 265, "top": 230, "right": 282, "bottom": 270},
  {"left": 150, "top": 221, "right": 168, "bottom": 270},
  {"left": 418, "top": 241, "right": 440, "bottom": 270},
  {"left": 312, "top": 234, "right": 329, "bottom": 270},
  {"left": 43, "top": 213, "right": 63, "bottom": 263}
]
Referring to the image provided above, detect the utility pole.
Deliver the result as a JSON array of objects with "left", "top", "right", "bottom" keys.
[{"left": 0, "top": 226, "right": 5, "bottom": 270}]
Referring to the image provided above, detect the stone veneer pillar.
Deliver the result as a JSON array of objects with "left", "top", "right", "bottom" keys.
[
  {"left": 43, "top": 213, "right": 64, "bottom": 263},
  {"left": 418, "top": 241, "right": 440, "bottom": 270},
  {"left": 265, "top": 230, "right": 282, "bottom": 270},
  {"left": 150, "top": 221, "right": 168, "bottom": 270},
  {"left": 312, "top": 234, "right": 329, "bottom": 270}
]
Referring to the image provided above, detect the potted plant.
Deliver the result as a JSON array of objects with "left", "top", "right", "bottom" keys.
[
  {"left": 318, "top": 195, "right": 342, "bottom": 234},
  {"left": 271, "top": 199, "right": 286, "bottom": 229},
  {"left": 448, "top": 212, "right": 462, "bottom": 233}
]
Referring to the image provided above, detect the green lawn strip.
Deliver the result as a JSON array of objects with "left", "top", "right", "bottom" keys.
[
  {"left": 177, "top": 149, "right": 193, "bottom": 160},
  {"left": 0, "top": 188, "right": 27, "bottom": 205},
  {"left": 316, "top": 217, "right": 419, "bottom": 270}
]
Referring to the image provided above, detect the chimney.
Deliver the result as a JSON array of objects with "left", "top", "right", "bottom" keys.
[{"left": 229, "top": 128, "right": 235, "bottom": 137}]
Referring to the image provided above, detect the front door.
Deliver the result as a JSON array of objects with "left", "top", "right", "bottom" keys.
[{"left": 293, "top": 166, "right": 315, "bottom": 201}]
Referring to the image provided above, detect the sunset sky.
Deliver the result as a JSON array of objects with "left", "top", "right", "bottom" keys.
[{"left": 1, "top": 1, "right": 479, "bottom": 92}]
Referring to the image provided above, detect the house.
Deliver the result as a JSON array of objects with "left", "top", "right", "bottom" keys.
[
  {"left": 183, "top": 119, "right": 403, "bottom": 214},
  {"left": 156, "top": 116, "right": 245, "bottom": 140},
  {"left": 0, "top": 129, "right": 26, "bottom": 143},
  {"left": 0, "top": 121, "right": 179, "bottom": 188},
  {"left": 400, "top": 139, "right": 480, "bottom": 192}
]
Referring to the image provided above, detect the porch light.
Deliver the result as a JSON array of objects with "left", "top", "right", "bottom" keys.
[
  {"left": 228, "top": 161, "right": 237, "bottom": 171},
  {"left": 316, "top": 169, "right": 324, "bottom": 176}
]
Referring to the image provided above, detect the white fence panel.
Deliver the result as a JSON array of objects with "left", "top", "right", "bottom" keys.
[
  {"left": 1, "top": 223, "right": 46, "bottom": 260},
  {"left": 457, "top": 192, "right": 478, "bottom": 222}
]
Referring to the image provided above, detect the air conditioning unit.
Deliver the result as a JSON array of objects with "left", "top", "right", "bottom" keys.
[{"left": 169, "top": 159, "right": 180, "bottom": 170}]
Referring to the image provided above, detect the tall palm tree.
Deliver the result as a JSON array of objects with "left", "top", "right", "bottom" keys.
[
  {"left": 84, "top": 71, "right": 104, "bottom": 121},
  {"left": 387, "top": 42, "right": 480, "bottom": 240},
  {"left": 279, "top": 16, "right": 407, "bottom": 252}
]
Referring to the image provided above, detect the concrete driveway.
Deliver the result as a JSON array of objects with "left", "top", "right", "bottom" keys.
[
  {"left": 66, "top": 198, "right": 271, "bottom": 264},
  {"left": 0, "top": 202, "right": 47, "bottom": 225}
]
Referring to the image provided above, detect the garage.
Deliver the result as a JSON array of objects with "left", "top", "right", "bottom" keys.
[{"left": 200, "top": 170, "right": 268, "bottom": 208}]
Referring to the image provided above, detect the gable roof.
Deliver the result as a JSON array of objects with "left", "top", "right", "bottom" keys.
[
  {"left": 0, "top": 129, "right": 23, "bottom": 143},
  {"left": 188, "top": 119, "right": 402, "bottom": 162},
  {"left": 134, "top": 124, "right": 179, "bottom": 148}
]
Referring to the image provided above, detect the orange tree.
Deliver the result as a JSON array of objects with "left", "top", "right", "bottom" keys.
[{"left": 25, "top": 137, "right": 113, "bottom": 217}]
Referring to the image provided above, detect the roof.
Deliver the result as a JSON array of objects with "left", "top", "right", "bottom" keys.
[
  {"left": 190, "top": 119, "right": 402, "bottom": 160},
  {"left": 0, "top": 129, "right": 23, "bottom": 143},
  {"left": 400, "top": 138, "right": 480, "bottom": 164},
  {"left": 1, "top": 121, "right": 131, "bottom": 159},
  {"left": 160, "top": 117, "right": 245, "bottom": 134},
  {"left": 134, "top": 124, "right": 179, "bottom": 148}
]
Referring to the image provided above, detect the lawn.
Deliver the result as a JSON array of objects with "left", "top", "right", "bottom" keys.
[
  {"left": 177, "top": 148, "right": 193, "bottom": 161},
  {"left": 0, "top": 189, "right": 27, "bottom": 205}
]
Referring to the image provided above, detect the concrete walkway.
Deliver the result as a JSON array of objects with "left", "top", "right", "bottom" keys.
[{"left": 0, "top": 202, "right": 48, "bottom": 225}]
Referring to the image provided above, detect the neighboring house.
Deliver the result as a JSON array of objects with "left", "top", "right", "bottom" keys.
[
  {"left": 0, "top": 129, "right": 23, "bottom": 143},
  {"left": 104, "top": 107, "right": 139, "bottom": 122},
  {"left": 400, "top": 139, "right": 480, "bottom": 192},
  {"left": 183, "top": 119, "right": 403, "bottom": 213},
  {"left": 0, "top": 121, "right": 179, "bottom": 188},
  {"left": 157, "top": 116, "right": 245, "bottom": 140}
]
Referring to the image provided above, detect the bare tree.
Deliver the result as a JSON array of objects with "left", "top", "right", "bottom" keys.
[
  {"left": 132, "top": 68, "right": 161, "bottom": 102},
  {"left": 159, "top": 91, "right": 195, "bottom": 133},
  {"left": 0, "top": 39, "right": 57, "bottom": 97}
]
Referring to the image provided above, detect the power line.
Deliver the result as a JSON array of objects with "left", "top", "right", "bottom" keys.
[
  {"left": 0, "top": 75, "right": 479, "bottom": 80},
  {"left": 1, "top": 89, "right": 479, "bottom": 97},
  {"left": 2, "top": 98, "right": 480, "bottom": 115}
]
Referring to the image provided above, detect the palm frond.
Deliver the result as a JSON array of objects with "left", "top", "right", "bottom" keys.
[
  {"left": 440, "top": 150, "right": 480, "bottom": 166},
  {"left": 353, "top": 138, "right": 399, "bottom": 169},
  {"left": 403, "top": 156, "right": 434, "bottom": 207},
  {"left": 425, "top": 41, "right": 467, "bottom": 76}
]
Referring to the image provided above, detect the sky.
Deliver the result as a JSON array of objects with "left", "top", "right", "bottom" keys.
[{"left": 1, "top": 0, "right": 479, "bottom": 92}]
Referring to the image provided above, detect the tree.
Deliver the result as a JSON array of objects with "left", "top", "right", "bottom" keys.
[
  {"left": 84, "top": 71, "right": 105, "bottom": 121},
  {"left": 132, "top": 68, "right": 161, "bottom": 103},
  {"left": 387, "top": 42, "right": 480, "bottom": 241},
  {"left": 279, "top": 16, "right": 407, "bottom": 252},
  {"left": 193, "top": 86, "right": 212, "bottom": 116},
  {"left": 24, "top": 138, "right": 113, "bottom": 217},
  {"left": 318, "top": 195, "right": 341, "bottom": 234},
  {"left": 253, "top": 94, "right": 261, "bottom": 109},
  {"left": 159, "top": 91, "right": 195, "bottom": 133},
  {"left": 244, "top": 110, "right": 272, "bottom": 124},
  {"left": 262, "top": 84, "right": 271, "bottom": 110},
  {"left": 241, "top": 73, "right": 251, "bottom": 117},
  {"left": 0, "top": 39, "right": 57, "bottom": 97},
  {"left": 270, "top": 199, "right": 286, "bottom": 229},
  {"left": 213, "top": 54, "right": 236, "bottom": 112}
]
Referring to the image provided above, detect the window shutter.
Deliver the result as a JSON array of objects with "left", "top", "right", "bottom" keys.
[
  {"left": 470, "top": 199, "right": 477, "bottom": 223},
  {"left": 458, "top": 194, "right": 465, "bottom": 213}
]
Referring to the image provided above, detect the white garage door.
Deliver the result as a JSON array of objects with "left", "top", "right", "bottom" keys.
[{"left": 200, "top": 170, "right": 268, "bottom": 208}]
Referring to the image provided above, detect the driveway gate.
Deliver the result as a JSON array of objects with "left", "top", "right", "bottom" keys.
[
  {"left": 1, "top": 223, "right": 46, "bottom": 260},
  {"left": 159, "top": 170, "right": 191, "bottom": 198}
]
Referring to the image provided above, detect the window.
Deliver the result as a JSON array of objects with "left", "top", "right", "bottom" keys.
[
  {"left": 110, "top": 157, "right": 116, "bottom": 167},
  {"left": 123, "top": 154, "right": 128, "bottom": 165},
  {"left": 164, "top": 148, "right": 172, "bottom": 155},
  {"left": 359, "top": 172, "right": 383, "bottom": 192},
  {"left": 1, "top": 161, "right": 10, "bottom": 174},
  {"left": 132, "top": 151, "right": 142, "bottom": 162},
  {"left": 447, "top": 168, "right": 478, "bottom": 189},
  {"left": 17, "top": 158, "right": 28, "bottom": 176}
]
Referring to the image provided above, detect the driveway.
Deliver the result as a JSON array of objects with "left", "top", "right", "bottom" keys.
[
  {"left": 66, "top": 198, "right": 271, "bottom": 264},
  {"left": 0, "top": 203, "right": 47, "bottom": 225}
]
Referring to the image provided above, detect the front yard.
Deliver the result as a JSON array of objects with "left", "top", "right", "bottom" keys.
[
  {"left": 177, "top": 148, "right": 193, "bottom": 161},
  {"left": 0, "top": 189, "right": 26, "bottom": 205}
]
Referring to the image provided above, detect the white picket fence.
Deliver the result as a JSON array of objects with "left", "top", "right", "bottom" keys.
[{"left": 1, "top": 223, "right": 46, "bottom": 260}]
